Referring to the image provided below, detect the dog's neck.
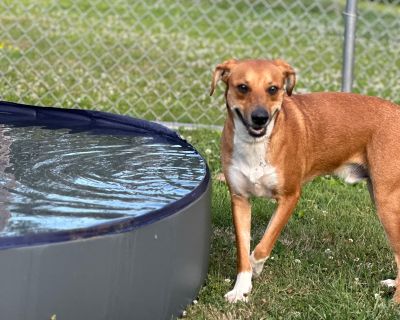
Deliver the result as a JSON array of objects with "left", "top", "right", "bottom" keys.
[{"left": 228, "top": 108, "right": 279, "bottom": 198}]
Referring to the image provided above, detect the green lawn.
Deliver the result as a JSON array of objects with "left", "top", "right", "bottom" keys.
[{"left": 180, "top": 128, "right": 400, "bottom": 319}]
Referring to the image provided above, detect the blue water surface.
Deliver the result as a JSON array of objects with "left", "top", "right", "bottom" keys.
[{"left": 0, "top": 125, "right": 206, "bottom": 236}]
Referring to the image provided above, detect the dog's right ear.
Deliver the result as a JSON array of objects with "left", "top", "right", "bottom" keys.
[{"left": 210, "top": 59, "right": 237, "bottom": 96}]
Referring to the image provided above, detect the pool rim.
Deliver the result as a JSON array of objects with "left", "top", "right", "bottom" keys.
[{"left": 0, "top": 100, "right": 211, "bottom": 250}]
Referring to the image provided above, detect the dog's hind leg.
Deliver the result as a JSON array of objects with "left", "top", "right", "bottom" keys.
[
  {"left": 373, "top": 187, "right": 400, "bottom": 303},
  {"left": 366, "top": 131, "right": 400, "bottom": 302},
  {"left": 367, "top": 177, "right": 376, "bottom": 207},
  {"left": 368, "top": 178, "right": 400, "bottom": 294},
  {"left": 378, "top": 213, "right": 400, "bottom": 303}
]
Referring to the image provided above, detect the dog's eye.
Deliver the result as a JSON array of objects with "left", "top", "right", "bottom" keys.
[
  {"left": 237, "top": 84, "right": 249, "bottom": 94},
  {"left": 267, "top": 86, "right": 278, "bottom": 95}
]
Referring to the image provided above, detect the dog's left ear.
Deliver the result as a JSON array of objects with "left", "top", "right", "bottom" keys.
[
  {"left": 210, "top": 59, "right": 237, "bottom": 96},
  {"left": 273, "top": 59, "right": 296, "bottom": 96}
]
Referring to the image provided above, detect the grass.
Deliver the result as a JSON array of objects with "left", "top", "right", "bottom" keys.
[{"left": 179, "top": 128, "right": 400, "bottom": 319}]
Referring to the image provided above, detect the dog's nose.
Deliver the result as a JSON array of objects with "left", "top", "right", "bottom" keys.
[{"left": 251, "top": 108, "right": 269, "bottom": 126}]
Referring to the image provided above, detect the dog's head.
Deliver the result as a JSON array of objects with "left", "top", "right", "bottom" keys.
[{"left": 210, "top": 59, "right": 296, "bottom": 138}]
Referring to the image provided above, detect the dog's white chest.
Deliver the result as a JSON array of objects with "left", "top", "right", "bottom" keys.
[{"left": 228, "top": 133, "right": 278, "bottom": 198}]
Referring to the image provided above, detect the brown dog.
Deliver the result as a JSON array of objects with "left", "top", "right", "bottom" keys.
[{"left": 210, "top": 58, "right": 400, "bottom": 303}]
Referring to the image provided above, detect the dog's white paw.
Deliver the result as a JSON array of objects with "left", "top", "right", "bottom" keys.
[
  {"left": 224, "top": 272, "right": 252, "bottom": 303},
  {"left": 224, "top": 288, "right": 250, "bottom": 303},
  {"left": 250, "top": 251, "right": 268, "bottom": 278},
  {"left": 380, "top": 279, "right": 397, "bottom": 288}
]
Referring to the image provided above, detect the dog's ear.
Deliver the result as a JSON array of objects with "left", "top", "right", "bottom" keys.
[
  {"left": 273, "top": 59, "right": 296, "bottom": 96},
  {"left": 210, "top": 59, "right": 237, "bottom": 96}
]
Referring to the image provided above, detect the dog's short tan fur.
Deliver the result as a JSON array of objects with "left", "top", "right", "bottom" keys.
[{"left": 210, "top": 58, "right": 400, "bottom": 303}]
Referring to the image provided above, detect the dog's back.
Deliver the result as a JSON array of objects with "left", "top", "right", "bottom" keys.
[{"left": 276, "top": 92, "right": 400, "bottom": 181}]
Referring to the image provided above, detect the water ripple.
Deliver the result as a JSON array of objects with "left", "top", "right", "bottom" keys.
[{"left": 0, "top": 125, "right": 206, "bottom": 236}]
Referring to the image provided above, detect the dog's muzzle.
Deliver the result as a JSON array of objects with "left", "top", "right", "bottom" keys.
[
  {"left": 235, "top": 107, "right": 277, "bottom": 138},
  {"left": 251, "top": 108, "right": 269, "bottom": 126}
]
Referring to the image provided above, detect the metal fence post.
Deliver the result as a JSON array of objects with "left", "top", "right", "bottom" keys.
[{"left": 341, "top": 0, "right": 358, "bottom": 92}]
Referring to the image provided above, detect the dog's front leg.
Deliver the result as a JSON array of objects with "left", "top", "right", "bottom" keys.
[
  {"left": 225, "top": 194, "right": 252, "bottom": 303},
  {"left": 251, "top": 192, "right": 300, "bottom": 278}
]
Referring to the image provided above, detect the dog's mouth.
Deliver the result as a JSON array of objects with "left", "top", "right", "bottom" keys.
[
  {"left": 248, "top": 126, "right": 267, "bottom": 138},
  {"left": 234, "top": 109, "right": 268, "bottom": 138}
]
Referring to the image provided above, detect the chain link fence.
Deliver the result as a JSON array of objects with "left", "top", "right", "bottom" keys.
[{"left": 0, "top": 0, "right": 399, "bottom": 127}]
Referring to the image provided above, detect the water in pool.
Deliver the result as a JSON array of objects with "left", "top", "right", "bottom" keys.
[{"left": 0, "top": 124, "right": 206, "bottom": 236}]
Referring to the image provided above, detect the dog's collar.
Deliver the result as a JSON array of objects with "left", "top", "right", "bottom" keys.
[{"left": 233, "top": 107, "right": 279, "bottom": 138}]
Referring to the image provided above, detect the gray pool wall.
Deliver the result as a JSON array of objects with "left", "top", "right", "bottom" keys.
[
  {"left": 0, "top": 101, "right": 212, "bottom": 320},
  {"left": 0, "top": 180, "right": 211, "bottom": 320}
]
